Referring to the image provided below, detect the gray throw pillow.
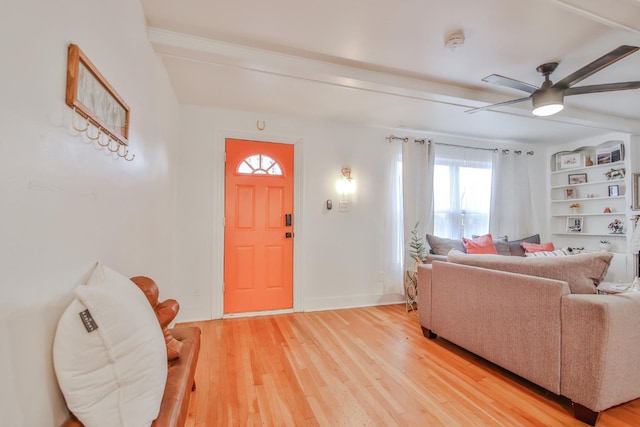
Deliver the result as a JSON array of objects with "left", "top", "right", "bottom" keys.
[
  {"left": 508, "top": 234, "right": 541, "bottom": 256},
  {"left": 426, "top": 234, "right": 466, "bottom": 255}
]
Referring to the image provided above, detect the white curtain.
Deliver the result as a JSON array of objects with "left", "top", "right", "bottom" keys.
[
  {"left": 402, "top": 140, "right": 435, "bottom": 271},
  {"left": 383, "top": 139, "right": 435, "bottom": 294},
  {"left": 384, "top": 142, "right": 404, "bottom": 294},
  {"left": 489, "top": 151, "right": 535, "bottom": 239}
]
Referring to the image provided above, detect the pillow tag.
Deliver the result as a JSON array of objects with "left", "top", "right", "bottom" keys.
[{"left": 79, "top": 309, "right": 99, "bottom": 333}]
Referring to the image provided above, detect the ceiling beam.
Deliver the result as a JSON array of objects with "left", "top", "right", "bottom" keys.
[{"left": 148, "top": 27, "right": 640, "bottom": 135}]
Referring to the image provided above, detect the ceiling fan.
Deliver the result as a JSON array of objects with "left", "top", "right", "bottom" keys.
[{"left": 465, "top": 45, "right": 640, "bottom": 116}]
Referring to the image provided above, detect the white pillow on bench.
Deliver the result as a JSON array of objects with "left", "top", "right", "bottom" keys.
[{"left": 54, "top": 262, "right": 167, "bottom": 427}]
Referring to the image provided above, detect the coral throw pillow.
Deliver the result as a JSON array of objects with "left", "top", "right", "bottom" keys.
[
  {"left": 521, "top": 242, "right": 555, "bottom": 253},
  {"left": 463, "top": 234, "right": 498, "bottom": 254}
]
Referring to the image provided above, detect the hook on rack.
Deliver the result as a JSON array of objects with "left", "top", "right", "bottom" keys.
[{"left": 70, "top": 107, "right": 135, "bottom": 161}]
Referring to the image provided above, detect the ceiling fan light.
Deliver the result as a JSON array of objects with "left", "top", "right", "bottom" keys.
[{"left": 532, "top": 88, "right": 565, "bottom": 116}]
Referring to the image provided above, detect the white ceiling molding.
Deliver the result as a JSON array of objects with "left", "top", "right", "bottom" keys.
[{"left": 548, "top": 0, "right": 640, "bottom": 33}]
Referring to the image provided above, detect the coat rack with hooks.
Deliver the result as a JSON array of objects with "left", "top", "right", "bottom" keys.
[{"left": 71, "top": 108, "right": 135, "bottom": 161}]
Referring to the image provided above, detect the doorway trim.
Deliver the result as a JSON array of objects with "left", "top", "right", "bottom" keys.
[{"left": 211, "top": 128, "right": 304, "bottom": 319}]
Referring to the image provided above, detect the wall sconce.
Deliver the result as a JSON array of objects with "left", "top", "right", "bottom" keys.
[{"left": 337, "top": 167, "right": 356, "bottom": 197}]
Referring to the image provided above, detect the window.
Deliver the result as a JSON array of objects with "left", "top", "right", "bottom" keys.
[
  {"left": 433, "top": 151, "right": 493, "bottom": 239},
  {"left": 237, "top": 154, "right": 283, "bottom": 175}
]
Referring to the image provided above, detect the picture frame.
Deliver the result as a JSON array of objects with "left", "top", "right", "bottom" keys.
[
  {"left": 568, "top": 173, "right": 587, "bottom": 185},
  {"left": 596, "top": 142, "right": 625, "bottom": 165},
  {"left": 557, "top": 152, "right": 583, "bottom": 170},
  {"left": 65, "top": 44, "right": 130, "bottom": 146},
  {"left": 596, "top": 149, "right": 611, "bottom": 165},
  {"left": 566, "top": 216, "right": 583, "bottom": 233},
  {"left": 565, "top": 188, "right": 576, "bottom": 199},
  {"left": 608, "top": 185, "right": 619, "bottom": 197},
  {"left": 633, "top": 173, "right": 640, "bottom": 210}
]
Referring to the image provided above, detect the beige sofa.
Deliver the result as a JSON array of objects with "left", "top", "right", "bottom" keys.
[{"left": 417, "top": 252, "right": 640, "bottom": 425}]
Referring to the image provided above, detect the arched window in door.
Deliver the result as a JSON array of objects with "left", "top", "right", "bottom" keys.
[{"left": 237, "top": 154, "right": 283, "bottom": 175}]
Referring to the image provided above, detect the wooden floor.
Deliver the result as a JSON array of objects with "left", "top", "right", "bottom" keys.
[{"left": 178, "top": 304, "right": 640, "bottom": 426}]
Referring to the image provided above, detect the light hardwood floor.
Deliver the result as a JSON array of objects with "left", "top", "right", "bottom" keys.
[{"left": 178, "top": 304, "right": 640, "bottom": 426}]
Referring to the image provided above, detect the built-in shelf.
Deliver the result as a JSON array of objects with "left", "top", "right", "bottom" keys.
[
  {"left": 550, "top": 178, "right": 624, "bottom": 190},
  {"left": 551, "top": 195, "right": 625, "bottom": 203},
  {"left": 552, "top": 232, "right": 626, "bottom": 237},
  {"left": 552, "top": 213, "right": 625, "bottom": 217},
  {"left": 551, "top": 160, "right": 624, "bottom": 175}
]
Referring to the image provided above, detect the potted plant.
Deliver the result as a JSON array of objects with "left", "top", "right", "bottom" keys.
[
  {"left": 408, "top": 221, "right": 427, "bottom": 270},
  {"left": 599, "top": 239, "right": 612, "bottom": 252}
]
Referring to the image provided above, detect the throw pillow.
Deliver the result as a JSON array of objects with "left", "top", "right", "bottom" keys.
[
  {"left": 473, "top": 234, "right": 510, "bottom": 256},
  {"left": 521, "top": 242, "right": 555, "bottom": 253},
  {"left": 463, "top": 234, "right": 498, "bottom": 254},
  {"left": 508, "top": 234, "right": 541, "bottom": 256},
  {"left": 447, "top": 250, "right": 612, "bottom": 294},
  {"left": 525, "top": 248, "right": 573, "bottom": 257},
  {"left": 53, "top": 263, "right": 167, "bottom": 427},
  {"left": 426, "top": 234, "right": 466, "bottom": 255}
]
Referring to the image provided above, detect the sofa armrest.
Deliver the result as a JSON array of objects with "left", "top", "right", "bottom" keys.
[{"left": 561, "top": 293, "right": 640, "bottom": 413}]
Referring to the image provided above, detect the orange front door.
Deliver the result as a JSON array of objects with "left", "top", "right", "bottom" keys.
[{"left": 224, "top": 139, "right": 294, "bottom": 314}]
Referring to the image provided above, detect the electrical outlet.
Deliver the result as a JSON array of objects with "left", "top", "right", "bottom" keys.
[{"left": 339, "top": 201, "right": 349, "bottom": 212}]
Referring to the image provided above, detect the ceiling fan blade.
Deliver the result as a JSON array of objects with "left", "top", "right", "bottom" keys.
[
  {"left": 465, "top": 96, "right": 531, "bottom": 114},
  {"left": 553, "top": 45, "right": 639, "bottom": 89},
  {"left": 482, "top": 74, "right": 539, "bottom": 94},
  {"left": 564, "top": 81, "right": 640, "bottom": 96}
]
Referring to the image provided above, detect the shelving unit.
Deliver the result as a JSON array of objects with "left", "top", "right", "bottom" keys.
[{"left": 549, "top": 141, "right": 630, "bottom": 281}]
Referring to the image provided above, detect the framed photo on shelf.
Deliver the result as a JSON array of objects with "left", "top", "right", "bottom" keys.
[
  {"left": 557, "top": 152, "right": 583, "bottom": 170},
  {"left": 608, "top": 185, "right": 619, "bottom": 197},
  {"left": 568, "top": 173, "right": 587, "bottom": 185},
  {"left": 566, "top": 217, "right": 583, "bottom": 233},
  {"left": 565, "top": 188, "right": 576, "bottom": 199},
  {"left": 596, "top": 143, "right": 625, "bottom": 165}
]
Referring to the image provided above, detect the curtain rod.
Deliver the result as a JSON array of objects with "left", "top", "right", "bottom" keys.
[{"left": 385, "top": 134, "right": 534, "bottom": 155}]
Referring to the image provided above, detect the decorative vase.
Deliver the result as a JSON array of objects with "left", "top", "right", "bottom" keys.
[
  {"left": 599, "top": 242, "right": 612, "bottom": 252},
  {"left": 571, "top": 208, "right": 580, "bottom": 214},
  {"left": 585, "top": 156, "right": 593, "bottom": 167}
]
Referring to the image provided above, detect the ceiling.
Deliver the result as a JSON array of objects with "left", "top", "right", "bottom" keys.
[{"left": 140, "top": 0, "right": 640, "bottom": 143}]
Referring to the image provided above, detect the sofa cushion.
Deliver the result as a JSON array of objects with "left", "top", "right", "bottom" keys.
[
  {"left": 463, "top": 234, "right": 498, "bottom": 254},
  {"left": 426, "top": 234, "right": 466, "bottom": 255},
  {"left": 508, "top": 234, "right": 541, "bottom": 256},
  {"left": 447, "top": 250, "right": 612, "bottom": 294},
  {"left": 54, "top": 263, "right": 167, "bottom": 427}
]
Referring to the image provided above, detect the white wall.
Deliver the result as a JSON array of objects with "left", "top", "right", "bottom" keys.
[
  {"left": 0, "top": 1, "right": 179, "bottom": 425},
  {"left": 172, "top": 106, "right": 546, "bottom": 321}
]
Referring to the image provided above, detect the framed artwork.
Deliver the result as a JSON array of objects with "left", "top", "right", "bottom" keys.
[
  {"left": 65, "top": 44, "right": 130, "bottom": 146},
  {"left": 557, "top": 152, "right": 583, "bottom": 170},
  {"left": 568, "top": 173, "right": 587, "bottom": 185},
  {"left": 633, "top": 173, "right": 640, "bottom": 210},
  {"left": 608, "top": 185, "right": 619, "bottom": 197},
  {"left": 596, "top": 143, "right": 624, "bottom": 165},
  {"left": 566, "top": 217, "right": 583, "bottom": 233},
  {"left": 565, "top": 188, "right": 576, "bottom": 199}
]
